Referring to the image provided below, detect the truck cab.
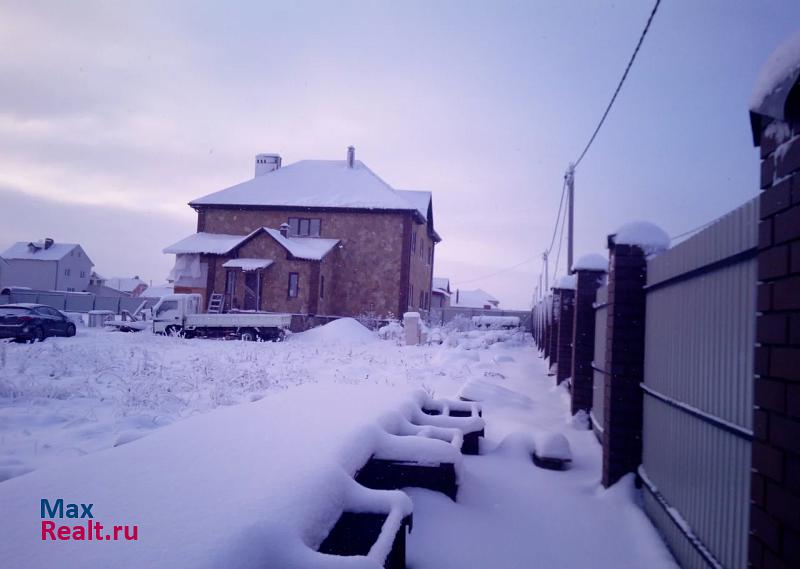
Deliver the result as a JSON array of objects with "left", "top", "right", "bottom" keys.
[{"left": 152, "top": 294, "right": 201, "bottom": 335}]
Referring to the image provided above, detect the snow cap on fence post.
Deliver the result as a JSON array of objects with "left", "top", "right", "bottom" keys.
[{"left": 570, "top": 253, "right": 607, "bottom": 420}]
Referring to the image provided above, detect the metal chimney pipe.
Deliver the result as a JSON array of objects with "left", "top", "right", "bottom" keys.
[{"left": 347, "top": 146, "right": 355, "bottom": 168}]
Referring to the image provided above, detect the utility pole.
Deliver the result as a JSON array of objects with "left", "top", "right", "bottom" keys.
[{"left": 566, "top": 164, "right": 575, "bottom": 274}]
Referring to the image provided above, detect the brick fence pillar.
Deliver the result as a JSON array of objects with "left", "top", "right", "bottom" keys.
[
  {"left": 602, "top": 241, "right": 647, "bottom": 488},
  {"left": 555, "top": 286, "right": 575, "bottom": 385},
  {"left": 748, "top": 79, "right": 800, "bottom": 567},
  {"left": 547, "top": 292, "right": 560, "bottom": 372},
  {"left": 571, "top": 267, "right": 607, "bottom": 417}
]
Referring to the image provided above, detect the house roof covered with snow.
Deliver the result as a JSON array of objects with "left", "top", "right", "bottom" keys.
[
  {"left": 163, "top": 232, "right": 253, "bottom": 255},
  {"left": 105, "top": 277, "right": 148, "bottom": 293},
  {"left": 452, "top": 288, "right": 500, "bottom": 309},
  {"left": 432, "top": 277, "right": 451, "bottom": 296},
  {"left": 165, "top": 228, "right": 339, "bottom": 262},
  {"left": 1, "top": 240, "right": 91, "bottom": 264},
  {"left": 395, "top": 190, "right": 432, "bottom": 221},
  {"left": 263, "top": 228, "right": 340, "bottom": 261},
  {"left": 191, "top": 159, "right": 425, "bottom": 213}
]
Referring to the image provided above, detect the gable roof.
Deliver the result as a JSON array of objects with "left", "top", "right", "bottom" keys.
[
  {"left": 452, "top": 288, "right": 500, "bottom": 309},
  {"left": 1, "top": 241, "right": 88, "bottom": 263},
  {"left": 164, "top": 228, "right": 340, "bottom": 262},
  {"left": 262, "top": 228, "right": 339, "bottom": 261}
]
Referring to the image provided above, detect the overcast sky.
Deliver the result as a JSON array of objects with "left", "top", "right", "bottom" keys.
[{"left": 0, "top": 1, "right": 797, "bottom": 308}]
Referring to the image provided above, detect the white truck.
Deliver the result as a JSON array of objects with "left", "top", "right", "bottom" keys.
[{"left": 151, "top": 294, "right": 292, "bottom": 341}]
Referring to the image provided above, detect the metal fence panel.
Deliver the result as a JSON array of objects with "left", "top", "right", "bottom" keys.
[
  {"left": 429, "top": 307, "right": 533, "bottom": 331},
  {"left": 641, "top": 197, "right": 757, "bottom": 569},
  {"left": 591, "top": 285, "right": 609, "bottom": 437}
]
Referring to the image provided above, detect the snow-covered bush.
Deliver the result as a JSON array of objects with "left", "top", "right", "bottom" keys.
[{"left": 378, "top": 320, "right": 404, "bottom": 343}]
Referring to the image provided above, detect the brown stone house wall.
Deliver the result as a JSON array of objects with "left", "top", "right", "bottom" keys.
[
  {"left": 196, "top": 206, "right": 430, "bottom": 318},
  {"left": 406, "top": 217, "right": 435, "bottom": 315}
]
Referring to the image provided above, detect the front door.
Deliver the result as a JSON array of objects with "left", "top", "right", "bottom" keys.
[{"left": 243, "top": 271, "right": 260, "bottom": 311}]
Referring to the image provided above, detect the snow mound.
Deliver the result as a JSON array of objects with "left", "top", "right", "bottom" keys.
[
  {"left": 750, "top": 30, "right": 800, "bottom": 114},
  {"left": 458, "top": 380, "right": 534, "bottom": 409},
  {"left": 572, "top": 253, "right": 607, "bottom": 272},
  {"left": 291, "top": 318, "right": 377, "bottom": 344},
  {"left": 534, "top": 432, "right": 572, "bottom": 461},
  {"left": 555, "top": 274, "right": 577, "bottom": 290},
  {"left": 612, "top": 221, "right": 670, "bottom": 255}
]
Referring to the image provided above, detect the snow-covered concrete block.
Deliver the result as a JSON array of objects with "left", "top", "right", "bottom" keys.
[
  {"left": 403, "top": 312, "right": 420, "bottom": 345},
  {"left": 532, "top": 432, "right": 572, "bottom": 471}
]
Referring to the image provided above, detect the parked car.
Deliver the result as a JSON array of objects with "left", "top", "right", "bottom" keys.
[{"left": 0, "top": 303, "right": 77, "bottom": 343}]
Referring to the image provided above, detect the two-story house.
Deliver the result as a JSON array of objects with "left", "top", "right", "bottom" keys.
[
  {"left": 0, "top": 238, "right": 94, "bottom": 292},
  {"left": 164, "top": 148, "right": 441, "bottom": 318}
]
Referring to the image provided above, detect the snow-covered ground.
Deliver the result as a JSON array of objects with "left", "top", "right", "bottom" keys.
[{"left": 0, "top": 320, "right": 677, "bottom": 568}]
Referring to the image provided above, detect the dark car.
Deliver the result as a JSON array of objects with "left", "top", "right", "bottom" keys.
[{"left": 0, "top": 304, "right": 77, "bottom": 343}]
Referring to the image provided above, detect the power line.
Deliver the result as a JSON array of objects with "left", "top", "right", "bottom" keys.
[
  {"left": 552, "top": 199, "right": 569, "bottom": 281},
  {"left": 573, "top": 0, "right": 662, "bottom": 168},
  {"left": 452, "top": 256, "right": 539, "bottom": 287},
  {"left": 545, "top": 178, "right": 568, "bottom": 256},
  {"left": 670, "top": 219, "right": 716, "bottom": 241}
]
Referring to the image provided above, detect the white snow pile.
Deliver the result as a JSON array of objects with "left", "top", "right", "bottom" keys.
[
  {"left": 377, "top": 320, "right": 404, "bottom": 343},
  {"left": 291, "top": 317, "right": 377, "bottom": 345},
  {"left": 573, "top": 253, "right": 608, "bottom": 272},
  {"left": 750, "top": 30, "right": 800, "bottom": 114},
  {"left": 471, "top": 315, "right": 520, "bottom": 330},
  {"left": 554, "top": 274, "right": 577, "bottom": 290},
  {"left": 612, "top": 221, "right": 670, "bottom": 255}
]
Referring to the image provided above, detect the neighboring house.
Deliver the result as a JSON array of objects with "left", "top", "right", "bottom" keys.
[
  {"left": 431, "top": 277, "right": 452, "bottom": 308},
  {"left": 164, "top": 147, "right": 441, "bottom": 317},
  {"left": 0, "top": 256, "right": 7, "bottom": 289},
  {"left": 452, "top": 288, "right": 500, "bottom": 310},
  {"left": 143, "top": 283, "right": 174, "bottom": 299},
  {"left": 0, "top": 238, "right": 94, "bottom": 292},
  {"left": 105, "top": 276, "right": 149, "bottom": 297}
]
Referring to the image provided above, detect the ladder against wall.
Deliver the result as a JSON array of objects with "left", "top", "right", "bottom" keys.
[{"left": 207, "top": 293, "right": 224, "bottom": 314}]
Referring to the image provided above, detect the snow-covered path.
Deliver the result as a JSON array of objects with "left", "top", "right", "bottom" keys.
[
  {"left": 0, "top": 322, "right": 679, "bottom": 568},
  {"left": 406, "top": 354, "right": 679, "bottom": 568}
]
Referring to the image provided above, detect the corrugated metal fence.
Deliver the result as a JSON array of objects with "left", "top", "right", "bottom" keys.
[
  {"left": 591, "top": 284, "right": 609, "bottom": 438},
  {"left": 0, "top": 290, "right": 160, "bottom": 315},
  {"left": 639, "top": 198, "right": 758, "bottom": 569}
]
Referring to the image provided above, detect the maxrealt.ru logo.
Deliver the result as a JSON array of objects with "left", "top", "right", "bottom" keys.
[{"left": 40, "top": 499, "right": 139, "bottom": 541}]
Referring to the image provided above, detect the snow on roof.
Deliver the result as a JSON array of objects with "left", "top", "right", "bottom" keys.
[
  {"left": 572, "top": 253, "right": 608, "bottom": 272},
  {"left": 432, "top": 277, "right": 450, "bottom": 293},
  {"left": 750, "top": 30, "right": 800, "bottom": 118},
  {"left": 452, "top": 288, "right": 500, "bottom": 309},
  {"left": 190, "top": 159, "right": 421, "bottom": 212},
  {"left": 554, "top": 275, "right": 577, "bottom": 290},
  {"left": 263, "top": 228, "right": 339, "bottom": 261},
  {"left": 395, "top": 190, "right": 431, "bottom": 221},
  {"left": 105, "top": 277, "right": 147, "bottom": 293},
  {"left": 1, "top": 241, "right": 81, "bottom": 262},
  {"left": 142, "top": 284, "right": 174, "bottom": 298},
  {"left": 163, "top": 232, "right": 252, "bottom": 255},
  {"left": 611, "top": 221, "right": 670, "bottom": 256},
  {"left": 222, "top": 258, "right": 274, "bottom": 271}
]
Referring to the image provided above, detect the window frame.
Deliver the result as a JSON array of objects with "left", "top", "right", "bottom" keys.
[{"left": 288, "top": 272, "right": 299, "bottom": 298}]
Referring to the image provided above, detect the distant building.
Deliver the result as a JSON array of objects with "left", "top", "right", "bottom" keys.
[
  {"left": 164, "top": 147, "right": 441, "bottom": 316},
  {"left": 0, "top": 238, "right": 94, "bottom": 292},
  {"left": 104, "top": 276, "right": 149, "bottom": 297},
  {"left": 431, "top": 277, "right": 452, "bottom": 308},
  {"left": 452, "top": 288, "right": 500, "bottom": 310}
]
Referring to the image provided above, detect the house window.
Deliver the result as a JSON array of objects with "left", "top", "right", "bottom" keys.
[
  {"left": 410, "top": 284, "right": 414, "bottom": 307},
  {"left": 419, "top": 290, "right": 424, "bottom": 308},
  {"left": 411, "top": 231, "right": 416, "bottom": 253},
  {"left": 67, "top": 287, "right": 74, "bottom": 292},
  {"left": 225, "top": 270, "right": 236, "bottom": 295},
  {"left": 320, "top": 275, "right": 325, "bottom": 299},
  {"left": 80, "top": 271, "right": 85, "bottom": 278},
  {"left": 288, "top": 217, "right": 322, "bottom": 237},
  {"left": 288, "top": 273, "right": 299, "bottom": 298},
  {"left": 64, "top": 268, "right": 71, "bottom": 276}
]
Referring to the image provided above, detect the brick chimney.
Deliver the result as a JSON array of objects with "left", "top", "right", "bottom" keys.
[{"left": 279, "top": 223, "right": 290, "bottom": 238}]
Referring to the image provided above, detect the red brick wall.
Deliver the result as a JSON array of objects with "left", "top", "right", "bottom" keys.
[
  {"left": 571, "top": 269, "right": 606, "bottom": 416},
  {"left": 750, "top": 115, "right": 800, "bottom": 569},
  {"left": 197, "top": 207, "right": 432, "bottom": 318},
  {"left": 556, "top": 288, "right": 575, "bottom": 385}
]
